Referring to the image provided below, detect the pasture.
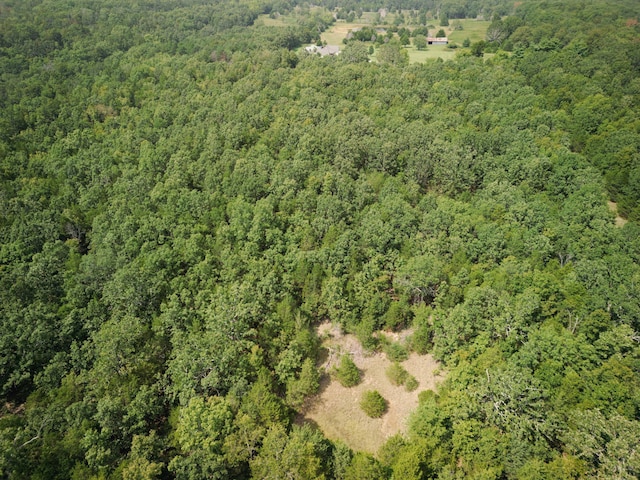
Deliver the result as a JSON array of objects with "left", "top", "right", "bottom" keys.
[
  {"left": 320, "top": 21, "right": 373, "bottom": 45},
  {"left": 447, "top": 18, "right": 491, "bottom": 44}
]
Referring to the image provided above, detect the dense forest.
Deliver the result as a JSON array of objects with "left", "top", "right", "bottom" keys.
[{"left": 1, "top": 0, "right": 639, "bottom": 478}]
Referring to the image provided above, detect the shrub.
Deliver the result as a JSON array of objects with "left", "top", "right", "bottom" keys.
[
  {"left": 383, "top": 300, "right": 413, "bottom": 331},
  {"left": 414, "top": 35, "right": 427, "bottom": 50},
  {"left": 360, "top": 390, "right": 387, "bottom": 418},
  {"left": 384, "top": 342, "right": 408, "bottom": 362},
  {"left": 410, "top": 305, "right": 434, "bottom": 354},
  {"left": 404, "top": 375, "right": 419, "bottom": 392},
  {"left": 286, "top": 358, "right": 320, "bottom": 408},
  {"left": 334, "top": 354, "right": 361, "bottom": 387},
  {"left": 418, "top": 389, "right": 436, "bottom": 404},
  {"left": 386, "top": 362, "right": 408, "bottom": 386}
]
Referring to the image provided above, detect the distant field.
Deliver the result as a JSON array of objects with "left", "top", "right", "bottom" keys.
[
  {"left": 320, "top": 21, "right": 372, "bottom": 45},
  {"left": 446, "top": 19, "right": 490, "bottom": 44},
  {"left": 369, "top": 43, "right": 460, "bottom": 64},
  {"left": 406, "top": 44, "right": 457, "bottom": 62},
  {"left": 359, "top": 11, "right": 378, "bottom": 23},
  {"left": 255, "top": 13, "right": 297, "bottom": 27},
  {"left": 275, "top": 12, "right": 489, "bottom": 61},
  {"left": 322, "top": 15, "right": 490, "bottom": 61}
]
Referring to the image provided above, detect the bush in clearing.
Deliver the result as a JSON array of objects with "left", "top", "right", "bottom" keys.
[
  {"left": 384, "top": 342, "right": 409, "bottom": 362},
  {"left": 333, "top": 354, "right": 361, "bottom": 387},
  {"left": 404, "top": 375, "right": 419, "bottom": 392},
  {"left": 386, "top": 362, "right": 408, "bottom": 386},
  {"left": 360, "top": 390, "right": 387, "bottom": 418}
]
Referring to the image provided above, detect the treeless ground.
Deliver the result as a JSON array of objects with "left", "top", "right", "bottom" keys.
[
  {"left": 608, "top": 201, "right": 628, "bottom": 227},
  {"left": 320, "top": 22, "right": 371, "bottom": 45},
  {"left": 297, "top": 321, "right": 444, "bottom": 454}
]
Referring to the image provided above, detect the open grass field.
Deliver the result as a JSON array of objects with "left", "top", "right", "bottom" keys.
[
  {"left": 369, "top": 45, "right": 455, "bottom": 63},
  {"left": 320, "top": 21, "right": 372, "bottom": 45},
  {"left": 447, "top": 19, "right": 491, "bottom": 44},
  {"left": 298, "top": 322, "right": 444, "bottom": 453},
  {"left": 255, "top": 13, "right": 297, "bottom": 27},
  {"left": 322, "top": 15, "right": 490, "bottom": 62},
  {"left": 271, "top": 11, "right": 490, "bottom": 62},
  {"left": 369, "top": 44, "right": 458, "bottom": 64},
  {"left": 406, "top": 44, "right": 457, "bottom": 62}
]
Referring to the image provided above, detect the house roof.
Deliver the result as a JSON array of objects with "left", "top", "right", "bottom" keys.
[{"left": 305, "top": 45, "right": 340, "bottom": 56}]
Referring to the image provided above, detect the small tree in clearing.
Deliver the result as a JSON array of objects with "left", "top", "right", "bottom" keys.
[
  {"left": 333, "top": 354, "right": 361, "bottom": 387},
  {"left": 414, "top": 35, "right": 427, "bottom": 50},
  {"left": 360, "top": 390, "right": 387, "bottom": 418},
  {"left": 404, "top": 375, "right": 419, "bottom": 392},
  {"left": 386, "top": 362, "right": 408, "bottom": 386}
]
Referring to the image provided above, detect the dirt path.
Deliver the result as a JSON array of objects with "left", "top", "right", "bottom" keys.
[{"left": 298, "top": 322, "right": 444, "bottom": 454}]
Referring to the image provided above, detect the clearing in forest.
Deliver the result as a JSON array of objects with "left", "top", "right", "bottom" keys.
[
  {"left": 320, "top": 16, "right": 490, "bottom": 63},
  {"left": 320, "top": 21, "right": 372, "bottom": 45},
  {"left": 608, "top": 201, "right": 628, "bottom": 227},
  {"left": 446, "top": 19, "right": 491, "bottom": 44},
  {"left": 298, "top": 322, "right": 444, "bottom": 454}
]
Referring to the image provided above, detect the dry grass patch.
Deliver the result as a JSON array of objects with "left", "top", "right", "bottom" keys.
[
  {"left": 320, "top": 21, "right": 372, "bottom": 45},
  {"left": 608, "top": 201, "right": 628, "bottom": 227},
  {"left": 298, "top": 322, "right": 444, "bottom": 453}
]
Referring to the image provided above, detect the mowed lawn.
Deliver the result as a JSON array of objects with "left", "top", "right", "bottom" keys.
[
  {"left": 370, "top": 44, "right": 457, "bottom": 63},
  {"left": 446, "top": 18, "right": 491, "bottom": 44},
  {"left": 406, "top": 44, "right": 457, "bottom": 62}
]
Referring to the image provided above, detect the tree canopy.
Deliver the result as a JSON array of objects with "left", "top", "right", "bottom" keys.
[{"left": 1, "top": 0, "right": 639, "bottom": 479}]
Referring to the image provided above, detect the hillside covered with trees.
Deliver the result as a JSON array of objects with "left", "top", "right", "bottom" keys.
[{"left": 1, "top": 0, "right": 639, "bottom": 478}]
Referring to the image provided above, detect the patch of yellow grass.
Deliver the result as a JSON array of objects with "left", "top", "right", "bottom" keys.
[
  {"left": 320, "top": 21, "right": 373, "bottom": 45},
  {"left": 608, "top": 201, "right": 628, "bottom": 227}
]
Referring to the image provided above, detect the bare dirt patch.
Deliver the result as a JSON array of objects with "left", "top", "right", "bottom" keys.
[{"left": 298, "top": 322, "right": 444, "bottom": 453}]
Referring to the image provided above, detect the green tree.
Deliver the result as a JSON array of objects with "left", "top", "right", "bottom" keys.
[
  {"left": 343, "top": 453, "right": 388, "bottom": 480},
  {"left": 404, "top": 376, "right": 419, "bottom": 392},
  {"left": 360, "top": 391, "right": 387, "bottom": 418},
  {"left": 340, "top": 41, "right": 370, "bottom": 64},
  {"left": 414, "top": 35, "right": 427, "bottom": 50},
  {"left": 564, "top": 410, "right": 640, "bottom": 479},
  {"left": 386, "top": 362, "right": 408, "bottom": 386},
  {"left": 333, "top": 355, "right": 361, "bottom": 387},
  {"left": 250, "top": 424, "right": 329, "bottom": 480},
  {"left": 376, "top": 41, "right": 409, "bottom": 67},
  {"left": 168, "top": 396, "right": 233, "bottom": 479},
  {"left": 286, "top": 358, "right": 320, "bottom": 409},
  {"left": 470, "top": 40, "right": 486, "bottom": 57}
]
